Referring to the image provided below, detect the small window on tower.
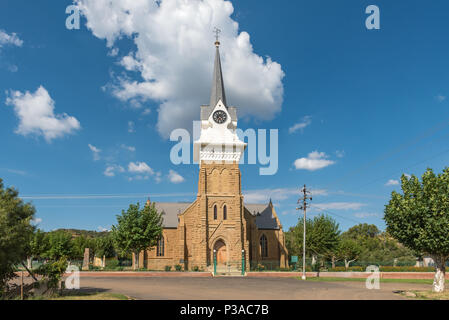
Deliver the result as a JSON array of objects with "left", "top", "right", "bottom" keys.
[
  {"left": 223, "top": 205, "right": 227, "bottom": 220},
  {"left": 214, "top": 205, "right": 217, "bottom": 220}
]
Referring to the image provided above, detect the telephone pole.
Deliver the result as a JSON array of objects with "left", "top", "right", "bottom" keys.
[{"left": 297, "top": 185, "right": 312, "bottom": 280}]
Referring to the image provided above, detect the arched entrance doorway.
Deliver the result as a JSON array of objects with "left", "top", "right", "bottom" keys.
[{"left": 214, "top": 240, "right": 227, "bottom": 265}]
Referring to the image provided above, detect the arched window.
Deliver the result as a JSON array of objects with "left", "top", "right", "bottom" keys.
[
  {"left": 223, "top": 205, "right": 227, "bottom": 220},
  {"left": 260, "top": 234, "right": 268, "bottom": 258},
  {"left": 214, "top": 205, "right": 218, "bottom": 220},
  {"left": 157, "top": 236, "right": 165, "bottom": 257}
]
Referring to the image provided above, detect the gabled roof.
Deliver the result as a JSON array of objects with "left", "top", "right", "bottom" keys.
[
  {"left": 245, "top": 203, "right": 280, "bottom": 230},
  {"left": 153, "top": 202, "right": 191, "bottom": 228}
]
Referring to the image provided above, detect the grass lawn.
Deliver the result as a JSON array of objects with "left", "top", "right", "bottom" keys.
[
  {"left": 29, "top": 291, "right": 130, "bottom": 300},
  {"left": 401, "top": 290, "right": 449, "bottom": 300},
  {"left": 299, "top": 277, "right": 434, "bottom": 285}
]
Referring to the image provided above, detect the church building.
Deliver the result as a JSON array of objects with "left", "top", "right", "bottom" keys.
[{"left": 138, "top": 39, "right": 288, "bottom": 273}]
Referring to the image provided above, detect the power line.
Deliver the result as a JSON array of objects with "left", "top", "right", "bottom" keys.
[{"left": 309, "top": 204, "right": 364, "bottom": 225}]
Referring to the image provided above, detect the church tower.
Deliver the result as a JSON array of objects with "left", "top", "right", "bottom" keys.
[{"left": 192, "top": 38, "right": 248, "bottom": 270}]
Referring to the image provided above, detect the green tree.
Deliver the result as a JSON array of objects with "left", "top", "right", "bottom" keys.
[
  {"left": 337, "top": 238, "right": 362, "bottom": 270},
  {"left": 344, "top": 223, "right": 380, "bottom": 239},
  {"left": 291, "top": 214, "right": 340, "bottom": 268},
  {"left": 95, "top": 234, "right": 116, "bottom": 267},
  {"left": 384, "top": 169, "right": 449, "bottom": 292},
  {"left": 26, "top": 229, "right": 49, "bottom": 269},
  {"left": 112, "top": 202, "right": 163, "bottom": 270},
  {"left": 45, "top": 230, "right": 74, "bottom": 260},
  {"left": 0, "top": 179, "right": 35, "bottom": 294}
]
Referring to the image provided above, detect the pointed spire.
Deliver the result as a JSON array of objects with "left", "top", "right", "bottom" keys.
[{"left": 209, "top": 37, "right": 227, "bottom": 108}]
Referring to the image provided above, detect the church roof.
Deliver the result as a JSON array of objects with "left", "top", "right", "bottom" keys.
[
  {"left": 245, "top": 204, "right": 281, "bottom": 230},
  {"left": 153, "top": 202, "right": 191, "bottom": 228},
  {"left": 154, "top": 202, "right": 280, "bottom": 230}
]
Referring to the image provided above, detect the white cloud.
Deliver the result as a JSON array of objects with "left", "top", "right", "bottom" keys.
[
  {"left": 121, "top": 144, "right": 136, "bottom": 152},
  {"left": 104, "top": 165, "right": 125, "bottom": 177},
  {"left": 0, "top": 29, "right": 23, "bottom": 48},
  {"left": 289, "top": 116, "right": 311, "bottom": 134},
  {"left": 5, "top": 86, "right": 81, "bottom": 142},
  {"left": 128, "top": 121, "right": 135, "bottom": 133},
  {"left": 385, "top": 179, "right": 399, "bottom": 186},
  {"left": 76, "top": 0, "right": 285, "bottom": 138},
  {"left": 294, "top": 151, "right": 335, "bottom": 171},
  {"left": 312, "top": 202, "right": 366, "bottom": 211},
  {"left": 436, "top": 94, "right": 446, "bottom": 102},
  {"left": 168, "top": 170, "right": 185, "bottom": 184},
  {"left": 88, "top": 144, "right": 101, "bottom": 161},
  {"left": 128, "top": 161, "right": 154, "bottom": 175},
  {"left": 98, "top": 226, "right": 110, "bottom": 232},
  {"left": 335, "top": 150, "right": 345, "bottom": 158},
  {"left": 31, "top": 217, "right": 42, "bottom": 225}
]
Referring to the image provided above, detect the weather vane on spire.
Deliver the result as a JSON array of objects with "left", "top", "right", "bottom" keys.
[{"left": 213, "top": 27, "right": 221, "bottom": 46}]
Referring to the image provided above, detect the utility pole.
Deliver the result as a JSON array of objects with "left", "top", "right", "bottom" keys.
[{"left": 297, "top": 185, "right": 312, "bottom": 280}]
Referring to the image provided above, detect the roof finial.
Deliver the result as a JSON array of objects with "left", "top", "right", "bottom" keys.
[{"left": 213, "top": 27, "right": 221, "bottom": 47}]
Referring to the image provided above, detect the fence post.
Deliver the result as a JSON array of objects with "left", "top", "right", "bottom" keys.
[
  {"left": 241, "top": 250, "right": 245, "bottom": 276},
  {"left": 213, "top": 250, "right": 217, "bottom": 276}
]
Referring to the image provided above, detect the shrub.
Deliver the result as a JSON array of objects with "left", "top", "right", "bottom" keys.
[
  {"left": 193, "top": 266, "right": 200, "bottom": 272},
  {"left": 105, "top": 259, "right": 119, "bottom": 270},
  {"left": 165, "top": 266, "right": 172, "bottom": 272},
  {"left": 175, "top": 264, "right": 182, "bottom": 271}
]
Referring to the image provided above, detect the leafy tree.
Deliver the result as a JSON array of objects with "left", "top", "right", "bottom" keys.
[
  {"left": 26, "top": 229, "right": 49, "bottom": 268},
  {"left": 95, "top": 234, "right": 116, "bottom": 259},
  {"left": 0, "top": 179, "right": 35, "bottom": 294},
  {"left": 344, "top": 223, "right": 380, "bottom": 239},
  {"left": 384, "top": 169, "right": 449, "bottom": 292},
  {"left": 291, "top": 214, "right": 340, "bottom": 268},
  {"left": 112, "top": 202, "right": 163, "bottom": 270},
  {"left": 337, "top": 238, "right": 362, "bottom": 270},
  {"left": 44, "top": 230, "right": 74, "bottom": 260},
  {"left": 71, "top": 235, "right": 95, "bottom": 260}
]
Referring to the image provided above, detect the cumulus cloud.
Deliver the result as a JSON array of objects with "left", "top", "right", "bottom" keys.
[
  {"left": 128, "top": 161, "right": 154, "bottom": 175},
  {"left": 76, "top": 0, "right": 285, "bottom": 137},
  {"left": 168, "top": 170, "right": 185, "bottom": 184},
  {"left": 385, "top": 179, "right": 399, "bottom": 186},
  {"left": 121, "top": 144, "right": 136, "bottom": 152},
  {"left": 294, "top": 151, "right": 335, "bottom": 171},
  {"left": 0, "top": 29, "right": 23, "bottom": 48},
  {"left": 5, "top": 86, "right": 81, "bottom": 142},
  {"left": 88, "top": 144, "right": 101, "bottom": 161},
  {"left": 31, "top": 217, "right": 42, "bottom": 225},
  {"left": 104, "top": 164, "right": 125, "bottom": 177},
  {"left": 289, "top": 116, "right": 312, "bottom": 134},
  {"left": 436, "top": 94, "right": 446, "bottom": 102}
]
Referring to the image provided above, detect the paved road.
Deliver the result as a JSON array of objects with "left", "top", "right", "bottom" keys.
[{"left": 74, "top": 276, "right": 431, "bottom": 300}]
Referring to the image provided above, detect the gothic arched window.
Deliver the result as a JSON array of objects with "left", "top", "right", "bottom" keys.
[
  {"left": 223, "top": 205, "right": 227, "bottom": 220},
  {"left": 214, "top": 205, "right": 218, "bottom": 220},
  {"left": 157, "top": 236, "right": 165, "bottom": 257},
  {"left": 260, "top": 234, "right": 268, "bottom": 258}
]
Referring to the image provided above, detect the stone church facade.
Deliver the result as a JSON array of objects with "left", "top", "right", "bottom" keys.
[{"left": 136, "top": 39, "right": 288, "bottom": 272}]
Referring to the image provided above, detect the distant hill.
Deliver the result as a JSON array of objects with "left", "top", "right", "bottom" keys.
[{"left": 52, "top": 228, "right": 110, "bottom": 238}]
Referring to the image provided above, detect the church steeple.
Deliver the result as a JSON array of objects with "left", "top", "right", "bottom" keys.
[{"left": 209, "top": 30, "right": 227, "bottom": 108}]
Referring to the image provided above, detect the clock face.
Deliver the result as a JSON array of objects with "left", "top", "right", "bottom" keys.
[{"left": 213, "top": 110, "right": 228, "bottom": 124}]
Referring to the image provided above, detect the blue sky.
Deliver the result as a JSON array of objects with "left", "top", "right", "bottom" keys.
[{"left": 1, "top": 0, "right": 449, "bottom": 232}]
